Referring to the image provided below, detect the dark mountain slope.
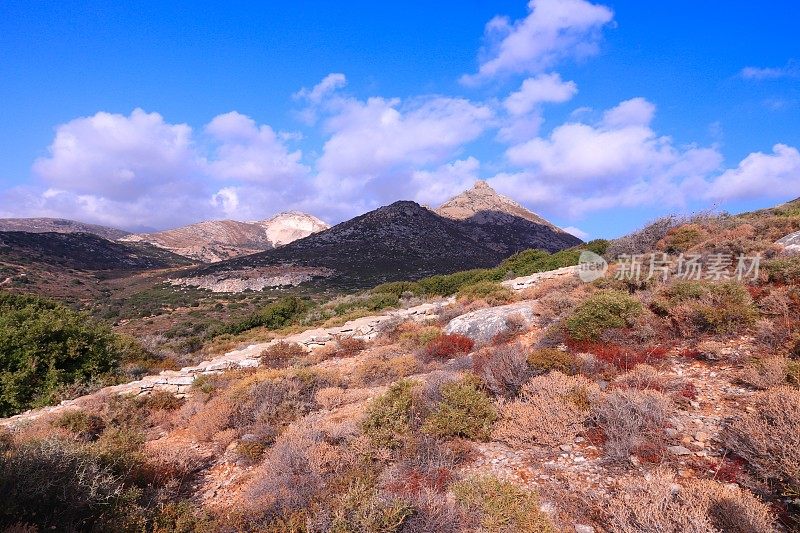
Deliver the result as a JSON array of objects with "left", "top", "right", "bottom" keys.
[
  {"left": 0, "top": 218, "right": 129, "bottom": 240},
  {"left": 189, "top": 201, "right": 507, "bottom": 290},
  {"left": 0, "top": 231, "right": 192, "bottom": 273}
]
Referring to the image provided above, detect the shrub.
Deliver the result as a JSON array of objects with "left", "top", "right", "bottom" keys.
[
  {"left": 362, "top": 380, "right": 419, "bottom": 449},
  {"left": 763, "top": 257, "right": 800, "bottom": 284},
  {"left": 422, "top": 376, "right": 496, "bottom": 441},
  {"left": 371, "top": 281, "right": 423, "bottom": 298},
  {"left": 398, "top": 325, "right": 442, "bottom": 349},
  {"left": 417, "top": 269, "right": 500, "bottom": 297},
  {"left": 656, "top": 281, "right": 757, "bottom": 335},
  {"left": 244, "top": 427, "right": 326, "bottom": 520},
  {"left": 613, "top": 364, "right": 666, "bottom": 391},
  {"left": 452, "top": 475, "right": 555, "bottom": 533},
  {"left": 260, "top": 342, "right": 307, "bottom": 369},
  {"left": 456, "top": 281, "right": 513, "bottom": 305},
  {"left": 605, "top": 467, "right": 775, "bottom": 533},
  {"left": 606, "top": 216, "right": 683, "bottom": 258},
  {"left": 739, "top": 356, "right": 793, "bottom": 389},
  {"left": 722, "top": 387, "right": 800, "bottom": 491},
  {"left": 333, "top": 337, "right": 367, "bottom": 358},
  {"left": 328, "top": 478, "right": 413, "bottom": 532},
  {"left": 472, "top": 343, "right": 530, "bottom": 397},
  {"left": 590, "top": 388, "right": 673, "bottom": 462},
  {"left": 564, "top": 290, "right": 643, "bottom": 341},
  {"left": 0, "top": 291, "right": 132, "bottom": 416},
  {"left": 424, "top": 334, "right": 475, "bottom": 361},
  {"left": 221, "top": 296, "right": 309, "bottom": 336},
  {"left": 527, "top": 348, "right": 577, "bottom": 376},
  {"left": 0, "top": 438, "right": 136, "bottom": 531},
  {"left": 334, "top": 292, "right": 399, "bottom": 315},
  {"left": 493, "top": 372, "right": 598, "bottom": 447},
  {"left": 351, "top": 354, "right": 421, "bottom": 386},
  {"left": 51, "top": 410, "right": 106, "bottom": 441}
]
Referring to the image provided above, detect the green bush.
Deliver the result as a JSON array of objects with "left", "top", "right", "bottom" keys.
[
  {"left": 656, "top": 281, "right": 757, "bottom": 334},
  {"left": 527, "top": 348, "right": 577, "bottom": 375},
  {"left": 220, "top": 296, "right": 309, "bottom": 336},
  {"left": 52, "top": 410, "right": 106, "bottom": 441},
  {"left": 370, "top": 281, "right": 423, "bottom": 298},
  {"left": 456, "top": 281, "right": 513, "bottom": 304},
  {"left": 417, "top": 269, "right": 500, "bottom": 297},
  {"left": 0, "top": 292, "right": 133, "bottom": 417},
  {"left": 334, "top": 292, "right": 399, "bottom": 315},
  {"left": 564, "top": 290, "right": 643, "bottom": 341},
  {"left": 452, "top": 475, "right": 555, "bottom": 533},
  {"left": 422, "top": 376, "right": 496, "bottom": 441},
  {"left": 764, "top": 257, "right": 800, "bottom": 284},
  {"left": 362, "top": 380, "right": 418, "bottom": 448}
]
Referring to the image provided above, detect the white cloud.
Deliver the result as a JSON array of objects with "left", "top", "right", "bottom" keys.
[
  {"left": 499, "top": 73, "right": 578, "bottom": 142},
  {"left": 499, "top": 98, "right": 724, "bottom": 216},
  {"left": 562, "top": 226, "right": 589, "bottom": 240},
  {"left": 411, "top": 157, "right": 481, "bottom": 206},
  {"left": 12, "top": 109, "right": 315, "bottom": 230},
  {"left": 319, "top": 96, "right": 492, "bottom": 177},
  {"left": 503, "top": 73, "right": 578, "bottom": 116},
  {"left": 705, "top": 144, "right": 800, "bottom": 201},
  {"left": 740, "top": 60, "right": 799, "bottom": 80},
  {"left": 32, "top": 108, "right": 199, "bottom": 202},
  {"left": 294, "top": 73, "right": 347, "bottom": 103},
  {"left": 601, "top": 97, "right": 655, "bottom": 128},
  {"left": 461, "top": 0, "right": 613, "bottom": 84},
  {"left": 206, "top": 111, "right": 309, "bottom": 183}
]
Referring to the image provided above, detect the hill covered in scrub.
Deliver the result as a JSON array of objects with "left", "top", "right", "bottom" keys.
[
  {"left": 1, "top": 199, "right": 799, "bottom": 531},
  {"left": 185, "top": 190, "right": 582, "bottom": 292}
]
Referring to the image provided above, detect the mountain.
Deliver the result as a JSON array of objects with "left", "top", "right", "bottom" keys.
[
  {"left": 183, "top": 201, "right": 509, "bottom": 291},
  {"left": 0, "top": 217, "right": 129, "bottom": 240},
  {"left": 0, "top": 231, "right": 191, "bottom": 273},
  {"left": 120, "top": 212, "right": 329, "bottom": 263},
  {"left": 436, "top": 180, "right": 582, "bottom": 253}
]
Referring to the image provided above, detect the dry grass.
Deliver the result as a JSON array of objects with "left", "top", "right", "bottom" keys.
[
  {"left": 722, "top": 387, "right": 800, "bottom": 491},
  {"left": 739, "top": 356, "right": 792, "bottom": 390},
  {"left": 472, "top": 342, "right": 530, "bottom": 397},
  {"left": 493, "top": 372, "right": 598, "bottom": 447},
  {"left": 590, "top": 388, "right": 673, "bottom": 462},
  {"left": 604, "top": 468, "right": 775, "bottom": 533}
]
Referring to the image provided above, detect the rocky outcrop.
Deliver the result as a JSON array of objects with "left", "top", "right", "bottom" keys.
[
  {"left": 444, "top": 301, "right": 540, "bottom": 343},
  {"left": 500, "top": 265, "right": 579, "bottom": 290},
  {"left": 776, "top": 230, "right": 800, "bottom": 254},
  {"left": 436, "top": 181, "right": 583, "bottom": 253},
  {"left": 121, "top": 212, "right": 329, "bottom": 263},
  {"left": 170, "top": 266, "right": 334, "bottom": 292}
]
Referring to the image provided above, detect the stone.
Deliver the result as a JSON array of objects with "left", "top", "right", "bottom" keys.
[
  {"left": 444, "top": 301, "right": 539, "bottom": 343},
  {"left": 776, "top": 230, "right": 800, "bottom": 254},
  {"left": 574, "top": 525, "right": 595, "bottom": 533},
  {"left": 668, "top": 445, "right": 692, "bottom": 456}
]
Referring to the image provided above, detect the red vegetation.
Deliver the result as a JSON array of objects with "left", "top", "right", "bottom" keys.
[
  {"left": 714, "top": 457, "right": 746, "bottom": 483},
  {"left": 385, "top": 467, "right": 453, "bottom": 496},
  {"left": 424, "top": 334, "right": 474, "bottom": 360},
  {"left": 679, "top": 347, "right": 703, "bottom": 360},
  {"left": 566, "top": 339, "right": 670, "bottom": 371},
  {"left": 678, "top": 381, "right": 699, "bottom": 400}
]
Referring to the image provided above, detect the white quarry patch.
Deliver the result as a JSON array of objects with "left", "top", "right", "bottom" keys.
[{"left": 170, "top": 266, "right": 333, "bottom": 292}]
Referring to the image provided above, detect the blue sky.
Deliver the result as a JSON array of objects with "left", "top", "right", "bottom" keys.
[{"left": 1, "top": 0, "right": 798, "bottom": 237}]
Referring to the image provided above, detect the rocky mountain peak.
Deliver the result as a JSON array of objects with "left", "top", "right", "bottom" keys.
[{"left": 436, "top": 180, "right": 553, "bottom": 227}]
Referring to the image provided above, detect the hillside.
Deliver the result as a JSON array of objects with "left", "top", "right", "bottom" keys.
[
  {"left": 0, "top": 217, "right": 129, "bottom": 240},
  {"left": 436, "top": 180, "right": 581, "bottom": 253},
  {"left": 183, "top": 201, "right": 510, "bottom": 291},
  {"left": 179, "top": 185, "right": 581, "bottom": 292},
  {"left": 121, "top": 212, "right": 329, "bottom": 262}
]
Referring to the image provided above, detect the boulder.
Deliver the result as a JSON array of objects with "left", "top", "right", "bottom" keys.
[
  {"left": 444, "top": 301, "right": 538, "bottom": 343},
  {"left": 776, "top": 231, "right": 800, "bottom": 254}
]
